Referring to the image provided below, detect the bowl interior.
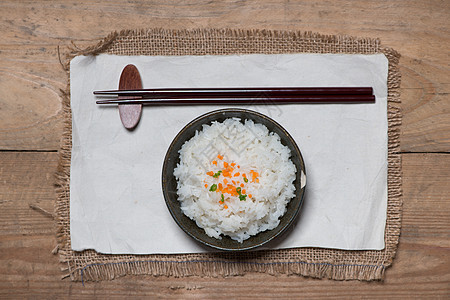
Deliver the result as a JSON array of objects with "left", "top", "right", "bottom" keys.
[{"left": 162, "top": 109, "right": 306, "bottom": 251}]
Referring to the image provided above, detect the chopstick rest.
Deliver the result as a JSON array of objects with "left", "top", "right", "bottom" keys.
[{"left": 117, "top": 64, "right": 143, "bottom": 130}]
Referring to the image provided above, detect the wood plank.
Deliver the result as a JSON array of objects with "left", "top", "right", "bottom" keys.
[
  {"left": 0, "top": 152, "right": 57, "bottom": 236},
  {"left": 0, "top": 0, "right": 449, "bottom": 151},
  {"left": 0, "top": 45, "right": 66, "bottom": 151},
  {"left": 0, "top": 152, "right": 448, "bottom": 298}
]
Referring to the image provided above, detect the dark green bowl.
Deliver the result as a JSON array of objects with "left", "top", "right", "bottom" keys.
[{"left": 162, "top": 109, "right": 306, "bottom": 251}]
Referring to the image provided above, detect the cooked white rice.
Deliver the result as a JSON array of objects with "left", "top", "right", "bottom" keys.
[{"left": 173, "top": 118, "right": 296, "bottom": 243}]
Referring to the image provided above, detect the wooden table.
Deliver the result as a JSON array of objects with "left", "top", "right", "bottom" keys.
[{"left": 1, "top": 1, "right": 449, "bottom": 298}]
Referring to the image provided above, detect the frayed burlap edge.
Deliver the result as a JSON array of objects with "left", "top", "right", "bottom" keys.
[{"left": 55, "top": 28, "right": 402, "bottom": 282}]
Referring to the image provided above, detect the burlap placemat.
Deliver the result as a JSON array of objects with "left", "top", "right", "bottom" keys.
[{"left": 55, "top": 29, "right": 402, "bottom": 282}]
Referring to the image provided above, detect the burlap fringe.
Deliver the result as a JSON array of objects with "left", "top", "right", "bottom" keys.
[
  {"left": 77, "top": 259, "right": 385, "bottom": 283},
  {"left": 63, "top": 28, "right": 381, "bottom": 59},
  {"left": 55, "top": 28, "right": 401, "bottom": 283}
]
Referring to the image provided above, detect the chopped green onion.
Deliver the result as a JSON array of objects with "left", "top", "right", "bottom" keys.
[
  {"left": 213, "top": 170, "right": 222, "bottom": 178},
  {"left": 236, "top": 187, "right": 242, "bottom": 194},
  {"left": 220, "top": 194, "right": 225, "bottom": 203},
  {"left": 239, "top": 194, "right": 247, "bottom": 201},
  {"left": 244, "top": 177, "right": 248, "bottom": 183},
  {"left": 209, "top": 184, "right": 217, "bottom": 192}
]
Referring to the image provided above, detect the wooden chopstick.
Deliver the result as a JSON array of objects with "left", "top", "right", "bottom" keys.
[
  {"left": 94, "top": 87, "right": 373, "bottom": 97},
  {"left": 94, "top": 87, "right": 375, "bottom": 105},
  {"left": 96, "top": 95, "right": 375, "bottom": 105}
]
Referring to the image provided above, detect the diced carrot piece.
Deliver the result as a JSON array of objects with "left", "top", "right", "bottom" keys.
[
  {"left": 204, "top": 184, "right": 208, "bottom": 188},
  {"left": 212, "top": 160, "right": 217, "bottom": 165},
  {"left": 249, "top": 170, "right": 260, "bottom": 182},
  {"left": 242, "top": 189, "right": 246, "bottom": 194},
  {"left": 224, "top": 205, "right": 228, "bottom": 209},
  {"left": 234, "top": 172, "right": 240, "bottom": 177},
  {"left": 240, "top": 183, "right": 244, "bottom": 187},
  {"left": 217, "top": 155, "right": 223, "bottom": 160},
  {"left": 231, "top": 163, "right": 236, "bottom": 167},
  {"left": 248, "top": 194, "right": 252, "bottom": 198},
  {"left": 206, "top": 171, "right": 214, "bottom": 176}
]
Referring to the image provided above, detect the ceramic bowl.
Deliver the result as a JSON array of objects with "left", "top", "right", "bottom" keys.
[{"left": 162, "top": 108, "right": 306, "bottom": 251}]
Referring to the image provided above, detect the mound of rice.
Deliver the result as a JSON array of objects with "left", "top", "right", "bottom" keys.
[{"left": 173, "top": 118, "right": 296, "bottom": 243}]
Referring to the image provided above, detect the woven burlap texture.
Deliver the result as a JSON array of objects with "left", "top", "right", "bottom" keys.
[{"left": 55, "top": 28, "right": 402, "bottom": 282}]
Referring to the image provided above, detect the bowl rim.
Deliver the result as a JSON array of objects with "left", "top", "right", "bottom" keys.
[{"left": 162, "top": 108, "right": 306, "bottom": 251}]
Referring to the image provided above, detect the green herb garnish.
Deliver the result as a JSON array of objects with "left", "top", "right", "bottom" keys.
[
  {"left": 239, "top": 194, "right": 247, "bottom": 201},
  {"left": 209, "top": 184, "right": 217, "bottom": 192},
  {"left": 236, "top": 187, "right": 242, "bottom": 194},
  {"left": 220, "top": 194, "right": 225, "bottom": 203},
  {"left": 244, "top": 177, "right": 248, "bottom": 183},
  {"left": 213, "top": 170, "right": 222, "bottom": 178}
]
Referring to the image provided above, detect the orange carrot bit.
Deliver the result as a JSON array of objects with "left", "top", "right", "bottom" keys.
[
  {"left": 217, "top": 155, "right": 223, "bottom": 160},
  {"left": 223, "top": 179, "right": 228, "bottom": 185},
  {"left": 240, "top": 183, "right": 244, "bottom": 188},
  {"left": 248, "top": 194, "right": 252, "bottom": 198},
  {"left": 233, "top": 172, "right": 240, "bottom": 177},
  {"left": 250, "top": 170, "right": 260, "bottom": 182},
  {"left": 242, "top": 173, "right": 247, "bottom": 178},
  {"left": 237, "top": 165, "right": 240, "bottom": 168},
  {"left": 256, "top": 178, "right": 260, "bottom": 183},
  {"left": 223, "top": 161, "right": 229, "bottom": 168},
  {"left": 224, "top": 205, "right": 228, "bottom": 209},
  {"left": 242, "top": 189, "right": 246, "bottom": 194},
  {"left": 218, "top": 183, "right": 223, "bottom": 190},
  {"left": 222, "top": 171, "right": 231, "bottom": 178},
  {"left": 231, "top": 162, "right": 236, "bottom": 167},
  {"left": 204, "top": 184, "right": 208, "bottom": 188},
  {"left": 232, "top": 180, "right": 236, "bottom": 185},
  {"left": 212, "top": 160, "right": 217, "bottom": 165},
  {"left": 206, "top": 171, "right": 214, "bottom": 176}
]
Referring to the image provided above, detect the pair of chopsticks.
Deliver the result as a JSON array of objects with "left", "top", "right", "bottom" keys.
[{"left": 94, "top": 87, "right": 375, "bottom": 105}]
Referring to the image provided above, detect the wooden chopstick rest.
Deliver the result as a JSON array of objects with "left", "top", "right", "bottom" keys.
[{"left": 118, "top": 64, "right": 143, "bottom": 130}]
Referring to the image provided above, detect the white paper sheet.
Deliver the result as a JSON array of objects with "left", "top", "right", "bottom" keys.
[{"left": 70, "top": 53, "right": 388, "bottom": 254}]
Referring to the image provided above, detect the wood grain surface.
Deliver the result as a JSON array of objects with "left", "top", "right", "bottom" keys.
[{"left": 0, "top": 0, "right": 449, "bottom": 298}]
